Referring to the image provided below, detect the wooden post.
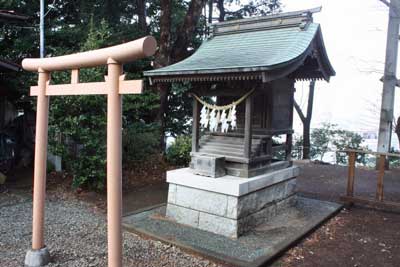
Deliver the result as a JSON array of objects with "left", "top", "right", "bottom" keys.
[
  {"left": 285, "top": 134, "right": 293, "bottom": 161},
  {"left": 377, "top": 0, "right": 400, "bottom": 155},
  {"left": 347, "top": 152, "right": 356, "bottom": 197},
  {"left": 286, "top": 85, "right": 295, "bottom": 161},
  {"left": 244, "top": 95, "right": 253, "bottom": 158},
  {"left": 376, "top": 154, "right": 386, "bottom": 201},
  {"left": 31, "top": 69, "right": 50, "bottom": 250},
  {"left": 106, "top": 59, "right": 122, "bottom": 267},
  {"left": 192, "top": 98, "right": 200, "bottom": 152}
]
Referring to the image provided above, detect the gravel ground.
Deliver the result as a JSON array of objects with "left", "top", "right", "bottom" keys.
[{"left": 0, "top": 191, "right": 223, "bottom": 267}]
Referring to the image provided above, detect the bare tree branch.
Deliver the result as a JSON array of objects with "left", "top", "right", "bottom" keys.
[
  {"left": 294, "top": 100, "right": 306, "bottom": 123},
  {"left": 379, "top": 0, "right": 390, "bottom": 7}
]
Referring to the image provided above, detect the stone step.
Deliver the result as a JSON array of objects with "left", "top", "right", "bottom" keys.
[
  {"left": 201, "top": 137, "right": 262, "bottom": 146},
  {"left": 226, "top": 161, "right": 292, "bottom": 177},
  {"left": 199, "top": 142, "right": 259, "bottom": 150},
  {"left": 198, "top": 148, "right": 244, "bottom": 158},
  {"left": 191, "top": 152, "right": 250, "bottom": 163},
  {"left": 199, "top": 144, "right": 245, "bottom": 153}
]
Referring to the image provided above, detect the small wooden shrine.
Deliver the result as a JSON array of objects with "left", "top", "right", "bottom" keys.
[{"left": 146, "top": 9, "right": 335, "bottom": 178}]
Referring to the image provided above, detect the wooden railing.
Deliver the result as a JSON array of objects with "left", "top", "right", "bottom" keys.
[{"left": 341, "top": 149, "right": 400, "bottom": 211}]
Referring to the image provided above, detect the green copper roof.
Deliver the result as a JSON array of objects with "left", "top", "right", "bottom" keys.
[{"left": 145, "top": 9, "right": 335, "bottom": 82}]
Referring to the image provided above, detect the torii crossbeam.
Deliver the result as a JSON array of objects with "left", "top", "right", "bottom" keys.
[{"left": 22, "top": 36, "right": 157, "bottom": 267}]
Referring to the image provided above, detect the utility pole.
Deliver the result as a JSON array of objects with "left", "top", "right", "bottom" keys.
[
  {"left": 377, "top": 0, "right": 400, "bottom": 156},
  {"left": 40, "top": 0, "right": 45, "bottom": 58}
]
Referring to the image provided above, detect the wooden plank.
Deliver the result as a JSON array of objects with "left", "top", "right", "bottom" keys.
[
  {"left": 340, "top": 148, "right": 400, "bottom": 158},
  {"left": 244, "top": 94, "right": 253, "bottom": 158},
  {"left": 119, "top": 80, "right": 143, "bottom": 94},
  {"left": 192, "top": 99, "right": 200, "bottom": 152},
  {"left": 376, "top": 154, "right": 386, "bottom": 201},
  {"left": 285, "top": 134, "right": 293, "bottom": 161},
  {"left": 341, "top": 196, "right": 400, "bottom": 213},
  {"left": 71, "top": 69, "right": 79, "bottom": 84},
  {"left": 347, "top": 152, "right": 356, "bottom": 197},
  {"left": 30, "top": 80, "right": 143, "bottom": 96}
]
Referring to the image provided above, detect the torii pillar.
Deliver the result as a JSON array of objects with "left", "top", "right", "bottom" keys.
[{"left": 22, "top": 37, "right": 157, "bottom": 267}]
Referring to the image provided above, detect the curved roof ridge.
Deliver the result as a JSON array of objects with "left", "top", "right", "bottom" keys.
[{"left": 145, "top": 14, "right": 335, "bottom": 83}]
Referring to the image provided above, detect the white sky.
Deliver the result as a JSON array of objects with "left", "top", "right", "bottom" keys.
[{"left": 281, "top": 0, "right": 399, "bottom": 134}]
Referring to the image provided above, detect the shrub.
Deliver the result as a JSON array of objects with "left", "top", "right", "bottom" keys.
[
  {"left": 166, "top": 136, "right": 191, "bottom": 167},
  {"left": 123, "top": 122, "right": 160, "bottom": 164}
]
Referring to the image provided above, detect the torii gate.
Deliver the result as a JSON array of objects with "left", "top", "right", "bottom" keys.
[{"left": 22, "top": 36, "right": 157, "bottom": 267}]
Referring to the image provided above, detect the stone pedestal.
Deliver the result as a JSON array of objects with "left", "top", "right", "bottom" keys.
[{"left": 166, "top": 166, "right": 299, "bottom": 238}]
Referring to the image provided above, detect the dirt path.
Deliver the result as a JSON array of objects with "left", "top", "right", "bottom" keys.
[{"left": 273, "top": 162, "right": 400, "bottom": 267}]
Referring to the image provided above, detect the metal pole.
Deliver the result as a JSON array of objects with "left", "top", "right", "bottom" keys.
[
  {"left": 377, "top": 0, "right": 400, "bottom": 154},
  {"left": 106, "top": 58, "right": 123, "bottom": 267},
  {"left": 40, "top": 0, "right": 45, "bottom": 58}
]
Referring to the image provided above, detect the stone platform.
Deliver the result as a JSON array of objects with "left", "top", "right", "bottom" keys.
[
  {"left": 122, "top": 197, "right": 342, "bottom": 267},
  {"left": 166, "top": 167, "right": 299, "bottom": 238}
]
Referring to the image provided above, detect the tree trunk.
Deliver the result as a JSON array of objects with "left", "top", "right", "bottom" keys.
[
  {"left": 294, "top": 80, "right": 315, "bottom": 160},
  {"left": 154, "top": 0, "right": 172, "bottom": 151},
  {"left": 171, "top": 0, "right": 208, "bottom": 62},
  {"left": 303, "top": 122, "right": 311, "bottom": 159},
  {"left": 303, "top": 80, "right": 315, "bottom": 159},
  {"left": 216, "top": 0, "right": 225, "bottom": 22},
  {"left": 153, "top": 0, "right": 207, "bottom": 151},
  {"left": 137, "top": 0, "right": 147, "bottom": 34},
  {"left": 395, "top": 116, "right": 400, "bottom": 150},
  {"left": 208, "top": 0, "right": 213, "bottom": 24}
]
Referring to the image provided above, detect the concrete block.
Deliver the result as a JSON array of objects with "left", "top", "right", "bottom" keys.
[
  {"left": 166, "top": 204, "right": 200, "bottom": 227},
  {"left": 175, "top": 185, "right": 228, "bottom": 217},
  {"left": 226, "top": 196, "right": 238, "bottom": 219},
  {"left": 25, "top": 247, "right": 50, "bottom": 267},
  {"left": 167, "top": 184, "right": 177, "bottom": 204},
  {"left": 190, "top": 154, "right": 226, "bottom": 178},
  {"left": 236, "top": 178, "right": 296, "bottom": 219},
  {"left": 166, "top": 167, "right": 299, "bottom": 197},
  {"left": 247, "top": 166, "right": 299, "bottom": 193},
  {"left": 198, "top": 211, "right": 238, "bottom": 238}
]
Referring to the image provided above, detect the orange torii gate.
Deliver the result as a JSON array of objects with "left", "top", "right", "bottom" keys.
[{"left": 22, "top": 36, "right": 157, "bottom": 267}]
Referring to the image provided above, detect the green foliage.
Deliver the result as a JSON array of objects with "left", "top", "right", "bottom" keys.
[
  {"left": 165, "top": 83, "right": 193, "bottom": 137},
  {"left": 3, "top": 0, "right": 283, "bottom": 188},
  {"left": 48, "top": 20, "right": 109, "bottom": 190},
  {"left": 333, "top": 129, "right": 365, "bottom": 164},
  {"left": 123, "top": 122, "right": 160, "bottom": 164},
  {"left": 310, "top": 123, "right": 336, "bottom": 161},
  {"left": 291, "top": 135, "right": 303, "bottom": 160},
  {"left": 310, "top": 123, "right": 365, "bottom": 164},
  {"left": 166, "top": 136, "right": 192, "bottom": 167}
]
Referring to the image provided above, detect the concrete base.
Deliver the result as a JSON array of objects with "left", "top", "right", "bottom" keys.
[
  {"left": 122, "top": 197, "right": 343, "bottom": 267},
  {"left": 25, "top": 247, "right": 50, "bottom": 267},
  {"left": 166, "top": 166, "right": 299, "bottom": 238}
]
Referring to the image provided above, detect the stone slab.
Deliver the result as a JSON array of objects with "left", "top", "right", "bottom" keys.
[
  {"left": 168, "top": 178, "right": 296, "bottom": 220},
  {"left": 25, "top": 247, "right": 50, "bottom": 267},
  {"left": 167, "top": 195, "right": 296, "bottom": 238},
  {"left": 166, "top": 166, "right": 299, "bottom": 197},
  {"left": 123, "top": 197, "right": 342, "bottom": 267}
]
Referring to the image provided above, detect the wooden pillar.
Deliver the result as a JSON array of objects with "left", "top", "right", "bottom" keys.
[
  {"left": 347, "top": 152, "right": 356, "bottom": 197},
  {"left": 244, "top": 95, "right": 253, "bottom": 158},
  {"left": 376, "top": 154, "right": 386, "bottom": 201},
  {"left": 192, "top": 98, "right": 200, "bottom": 152},
  {"left": 285, "top": 134, "right": 293, "bottom": 161},
  {"left": 31, "top": 69, "right": 50, "bottom": 250},
  {"left": 106, "top": 59, "right": 122, "bottom": 267},
  {"left": 286, "top": 85, "right": 295, "bottom": 161}
]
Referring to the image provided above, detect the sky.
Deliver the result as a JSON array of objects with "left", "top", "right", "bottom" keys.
[{"left": 280, "top": 0, "right": 399, "bottom": 134}]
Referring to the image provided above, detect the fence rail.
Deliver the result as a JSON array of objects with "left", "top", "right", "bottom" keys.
[{"left": 340, "top": 149, "right": 400, "bottom": 212}]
